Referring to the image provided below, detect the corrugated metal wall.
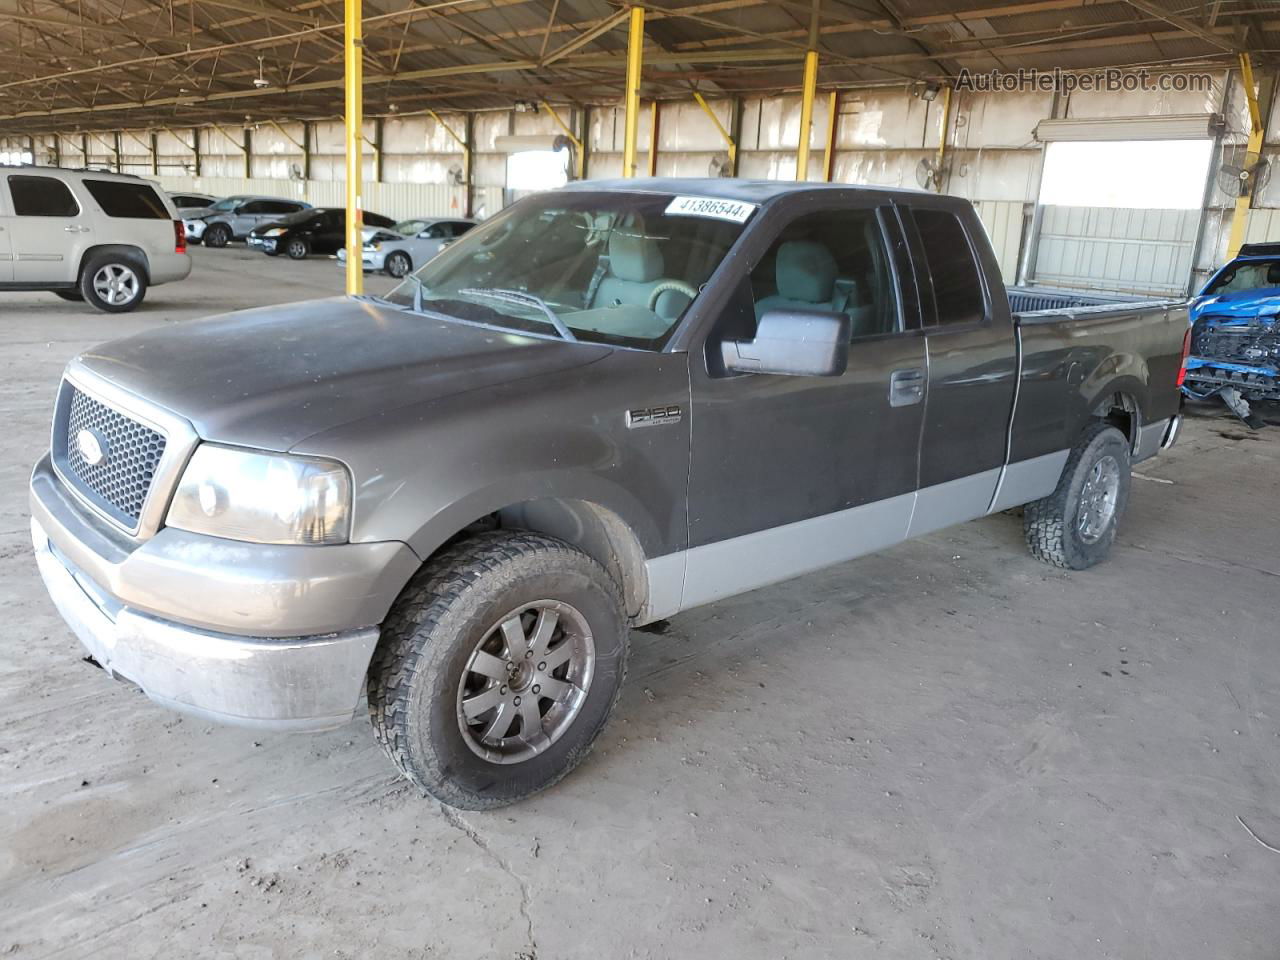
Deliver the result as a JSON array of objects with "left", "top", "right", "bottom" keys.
[
  {"left": 9, "top": 75, "right": 1280, "bottom": 291},
  {"left": 1031, "top": 206, "right": 1201, "bottom": 296}
]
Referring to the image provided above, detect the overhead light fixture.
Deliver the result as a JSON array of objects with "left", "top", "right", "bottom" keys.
[
  {"left": 253, "top": 56, "right": 270, "bottom": 89},
  {"left": 918, "top": 81, "right": 942, "bottom": 102},
  {"left": 514, "top": 100, "right": 537, "bottom": 113}
]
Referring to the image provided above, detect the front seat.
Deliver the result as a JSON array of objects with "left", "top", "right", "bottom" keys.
[
  {"left": 754, "top": 240, "right": 841, "bottom": 320},
  {"left": 591, "top": 231, "right": 691, "bottom": 319}
]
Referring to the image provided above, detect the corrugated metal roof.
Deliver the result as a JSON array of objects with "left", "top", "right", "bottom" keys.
[{"left": 0, "top": 0, "right": 1272, "bottom": 133}]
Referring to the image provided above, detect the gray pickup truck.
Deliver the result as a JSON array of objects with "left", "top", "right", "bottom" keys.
[{"left": 30, "top": 179, "right": 1190, "bottom": 809}]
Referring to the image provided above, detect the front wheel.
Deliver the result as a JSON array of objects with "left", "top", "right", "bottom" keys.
[
  {"left": 204, "top": 223, "right": 232, "bottom": 248},
  {"left": 285, "top": 237, "right": 310, "bottom": 260},
  {"left": 384, "top": 251, "right": 412, "bottom": 278},
  {"left": 1024, "top": 423, "right": 1131, "bottom": 569},
  {"left": 367, "top": 531, "right": 628, "bottom": 809}
]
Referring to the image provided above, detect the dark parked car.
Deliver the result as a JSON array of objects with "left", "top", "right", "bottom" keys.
[
  {"left": 31, "top": 179, "right": 1190, "bottom": 810},
  {"left": 248, "top": 207, "right": 396, "bottom": 259}
]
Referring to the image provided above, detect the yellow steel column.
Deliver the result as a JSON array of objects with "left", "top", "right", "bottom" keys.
[
  {"left": 821, "top": 89, "right": 838, "bottom": 182},
  {"left": 796, "top": 49, "right": 818, "bottom": 181},
  {"left": 621, "top": 6, "right": 644, "bottom": 178},
  {"left": 1226, "top": 53, "right": 1265, "bottom": 260},
  {"left": 344, "top": 0, "right": 364, "bottom": 296}
]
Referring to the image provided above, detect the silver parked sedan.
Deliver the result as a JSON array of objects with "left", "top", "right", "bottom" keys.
[{"left": 337, "top": 217, "right": 478, "bottom": 277}]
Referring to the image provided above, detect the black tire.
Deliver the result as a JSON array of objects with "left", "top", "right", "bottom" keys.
[
  {"left": 53, "top": 289, "right": 83, "bottom": 302},
  {"left": 285, "top": 237, "right": 310, "bottom": 260},
  {"left": 384, "top": 251, "right": 412, "bottom": 278},
  {"left": 1024, "top": 423, "right": 1131, "bottom": 570},
  {"left": 204, "top": 223, "right": 232, "bottom": 248},
  {"left": 367, "top": 531, "right": 628, "bottom": 810},
  {"left": 79, "top": 252, "right": 148, "bottom": 314}
]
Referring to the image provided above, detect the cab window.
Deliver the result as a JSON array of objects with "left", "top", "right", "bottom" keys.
[
  {"left": 748, "top": 208, "right": 898, "bottom": 340},
  {"left": 910, "top": 208, "right": 986, "bottom": 326}
]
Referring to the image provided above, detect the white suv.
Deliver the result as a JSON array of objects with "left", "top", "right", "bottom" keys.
[{"left": 0, "top": 167, "right": 191, "bottom": 312}]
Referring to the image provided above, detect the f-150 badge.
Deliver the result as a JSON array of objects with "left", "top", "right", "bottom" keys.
[{"left": 626, "top": 405, "right": 683, "bottom": 428}]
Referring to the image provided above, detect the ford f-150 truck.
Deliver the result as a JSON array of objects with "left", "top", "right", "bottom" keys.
[{"left": 30, "top": 179, "right": 1190, "bottom": 809}]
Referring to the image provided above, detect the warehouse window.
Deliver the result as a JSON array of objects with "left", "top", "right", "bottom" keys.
[
  {"left": 911, "top": 209, "right": 986, "bottom": 326},
  {"left": 8, "top": 175, "right": 80, "bottom": 217},
  {"left": 84, "top": 179, "right": 168, "bottom": 219}
]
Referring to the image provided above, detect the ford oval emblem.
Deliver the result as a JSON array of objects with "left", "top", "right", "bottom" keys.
[{"left": 76, "top": 428, "right": 108, "bottom": 467}]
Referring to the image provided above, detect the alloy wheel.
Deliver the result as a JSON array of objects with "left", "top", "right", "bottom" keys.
[{"left": 92, "top": 264, "right": 139, "bottom": 307}]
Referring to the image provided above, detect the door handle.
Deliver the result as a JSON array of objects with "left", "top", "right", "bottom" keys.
[
  {"left": 889, "top": 368, "right": 925, "bottom": 407},
  {"left": 63, "top": 225, "right": 88, "bottom": 233}
]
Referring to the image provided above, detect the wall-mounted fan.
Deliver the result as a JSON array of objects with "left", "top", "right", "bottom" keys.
[
  {"left": 708, "top": 153, "right": 732, "bottom": 178},
  {"left": 447, "top": 163, "right": 466, "bottom": 186},
  {"left": 288, "top": 162, "right": 303, "bottom": 181},
  {"left": 1217, "top": 149, "right": 1271, "bottom": 199},
  {"left": 916, "top": 155, "right": 949, "bottom": 191}
]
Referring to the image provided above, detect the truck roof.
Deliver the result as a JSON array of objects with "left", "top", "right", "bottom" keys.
[{"left": 560, "top": 176, "right": 933, "bottom": 204}]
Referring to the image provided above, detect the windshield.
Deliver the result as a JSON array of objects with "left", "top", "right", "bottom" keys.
[
  {"left": 1205, "top": 259, "right": 1280, "bottom": 296},
  {"left": 207, "top": 197, "right": 242, "bottom": 212},
  {"left": 393, "top": 219, "right": 429, "bottom": 236},
  {"left": 381, "top": 192, "right": 749, "bottom": 350}
]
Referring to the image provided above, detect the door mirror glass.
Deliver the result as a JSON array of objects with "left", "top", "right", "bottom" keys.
[{"left": 721, "top": 309, "right": 850, "bottom": 377}]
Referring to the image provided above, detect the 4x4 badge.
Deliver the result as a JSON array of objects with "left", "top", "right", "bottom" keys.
[{"left": 626, "top": 405, "right": 682, "bottom": 429}]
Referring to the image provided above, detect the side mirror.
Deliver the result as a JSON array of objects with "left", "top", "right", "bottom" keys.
[{"left": 721, "top": 309, "right": 850, "bottom": 377}]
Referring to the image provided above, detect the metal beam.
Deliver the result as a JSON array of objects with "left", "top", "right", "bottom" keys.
[
  {"left": 540, "top": 7, "right": 629, "bottom": 66},
  {"left": 647, "top": 101, "right": 659, "bottom": 177},
  {"left": 933, "top": 84, "right": 952, "bottom": 193},
  {"left": 541, "top": 101, "right": 584, "bottom": 179},
  {"left": 1124, "top": 0, "right": 1237, "bottom": 53},
  {"left": 693, "top": 91, "right": 735, "bottom": 169},
  {"left": 621, "top": 6, "right": 645, "bottom": 179},
  {"left": 345, "top": 0, "right": 363, "bottom": 296},
  {"left": 821, "top": 89, "right": 838, "bottom": 182}
]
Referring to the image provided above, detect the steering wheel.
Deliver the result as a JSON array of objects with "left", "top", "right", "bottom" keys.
[{"left": 647, "top": 280, "right": 699, "bottom": 312}]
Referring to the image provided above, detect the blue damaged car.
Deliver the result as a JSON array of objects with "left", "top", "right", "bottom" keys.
[{"left": 1184, "top": 242, "right": 1280, "bottom": 425}]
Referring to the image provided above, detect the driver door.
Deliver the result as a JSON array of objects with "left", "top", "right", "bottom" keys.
[{"left": 681, "top": 200, "right": 926, "bottom": 609}]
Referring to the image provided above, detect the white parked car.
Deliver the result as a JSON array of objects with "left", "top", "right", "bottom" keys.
[
  {"left": 0, "top": 167, "right": 191, "bottom": 312},
  {"left": 337, "top": 217, "right": 478, "bottom": 277}
]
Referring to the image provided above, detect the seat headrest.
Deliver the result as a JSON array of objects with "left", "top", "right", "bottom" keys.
[
  {"left": 609, "top": 231, "right": 664, "bottom": 283},
  {"left": 1267, "top": 262, "right": 1280, "bottom": 285},
  {"left": 776, "top": 240, "right": 838, "bottom": 303}
]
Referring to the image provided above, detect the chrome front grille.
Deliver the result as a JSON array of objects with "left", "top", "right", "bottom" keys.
[{"left": 56, "top": 385, "right": 167, "bottom": 528}]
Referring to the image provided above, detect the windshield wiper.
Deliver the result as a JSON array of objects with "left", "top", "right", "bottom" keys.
[{"left": 457, "top": 288, "right": 577, "bottom": 342}]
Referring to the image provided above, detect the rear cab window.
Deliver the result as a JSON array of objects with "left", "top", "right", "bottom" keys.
[
  {"left": 84, "top": 179, "right": 169, "bottom": 219},
  {"left": 8, "top": 175, "right": 80, "bottom": 217},
  {"left": 907, "top": 207, "right": 988, "bottom": 327}
]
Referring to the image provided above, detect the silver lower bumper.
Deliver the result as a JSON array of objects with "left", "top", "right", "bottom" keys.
[{"left": 32, "top": 518, "right": 378, "bottom": 731}]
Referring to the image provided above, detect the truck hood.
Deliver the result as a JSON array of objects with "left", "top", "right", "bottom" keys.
[
  {"left": 77, "top": 296, "right": 612, "bottom": 451},
  {"left": 1191, "top": 289, "right": 1280, "bottom": 322}
]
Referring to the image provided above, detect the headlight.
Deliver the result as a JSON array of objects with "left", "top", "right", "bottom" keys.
[
  {"left": 167, "top": 445, "right": 352, "bottom": 545},
  {"left": 368, "top": 243, "right": 380, "bottom": 251},
  {"left": 264, "top": 227, "right": 286, "bottom": 237}
]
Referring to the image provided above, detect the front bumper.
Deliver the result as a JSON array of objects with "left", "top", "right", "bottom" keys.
[
  {"left": 30, "top": 453, "right": 421, "bottom": 730},
  {"left": 248, "top": 236, "right": 278, "bottom": 253},
  {"left": 184, "top": 220, "right": 208, "bottom": 240},
  {"left": 337, "top": 249, "right": 384, "bottom": 271},
  {"left": 32, "top": 518, "right": 379, "bottom": 730}
]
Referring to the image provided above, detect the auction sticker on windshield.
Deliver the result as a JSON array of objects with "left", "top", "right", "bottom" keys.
[{"left": 664, "top": 196, "right": 757, "bottom": 223}]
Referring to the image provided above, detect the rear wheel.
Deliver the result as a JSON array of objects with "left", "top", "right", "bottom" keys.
[
  {"left": 285, "top": 237, "right": 310, "bottom": 260},
  {"left": 385, "top": 251, "right": 412, "bottom": 278},
  {"left": 79, "top": 253, "right": 147, "bottom": 313},
  {"left": 1024, "top": 423, "right": 1131, "bottom": 569},
  {"left": 367, "top": 531, "right": 628, "bottom": 810},
  {"left": 204, "top": 223, "right": 232, "bottom": 248}
]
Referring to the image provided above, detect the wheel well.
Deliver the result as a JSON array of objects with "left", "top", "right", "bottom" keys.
[
  {"left": 79, "top": 244, "right": 150, "bottom": 284},
  {"left": 1093, "top": 392, "right": 1138, "bottom": 446},
  {"left": 441, "top": 499, "right": 649, "bottom": 621}
]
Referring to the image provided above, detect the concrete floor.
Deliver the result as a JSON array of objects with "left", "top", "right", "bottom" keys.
[{"left": 2, "top": 247, "right": 1278, "bottom": 959}]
